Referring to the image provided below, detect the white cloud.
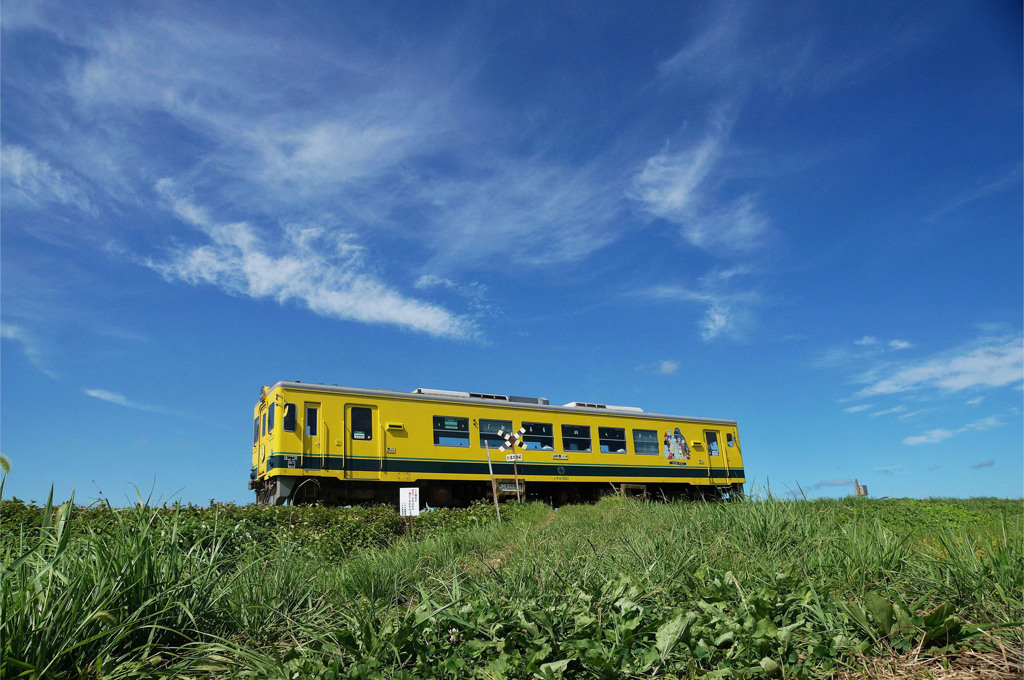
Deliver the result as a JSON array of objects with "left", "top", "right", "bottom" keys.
[
  {"left": 659, "top": 360, "right": 680, "bottom": 375},
  {"left": 856, "top": 336, "right": 1023, "bottom": 398},
  {"left": 84, "top": 388, "right": 161, "bottom": 413},
  {"left": 644, "top": 278, "right": 759, "bottom": 342},
  {"left": 1, "top": 145, "right": 94, "bottom": 214},
  {"left": 903, "top": 429, "right": 956, "bottom": 446},
  {"left": 0, "top": 322, "right": 58, "bottom": 379},
  {"left": 818, "top": 336, "right": 916, "bottom": 369},
  {"left": 844, "top": 404, "right": 872, "bottom": 413},
  {"left": 422, "top": 161, "right": 623, "bottom": 268},
  {"left": 926, "top": 166, "right": 1022, "bottom": 222},
  {"left": 631, "top": 116, "right": 772, "bottom": 255},
  {"left": 150, "top": 183, "right": 476, "bottom": 339},
  {"left": 903, "top": 415, "right": 1005, "bottom": 446},
  {"left": 966, "top": 396, "right": 984, "bottom": 406},
  {"left": 415, "top": 275, "right": 458, "bottom": 291},
  {"left": 871, "top": 405, "right": 907, "bottom": 418},
  {"left": 963, "top": 416, "right": 1003, "bottom": 432}
]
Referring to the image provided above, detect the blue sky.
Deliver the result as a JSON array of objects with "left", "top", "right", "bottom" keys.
[{"left": 2, "top": 1, "right": 1021, "bottom": 504}]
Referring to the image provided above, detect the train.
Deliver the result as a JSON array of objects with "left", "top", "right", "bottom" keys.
[{"left": 249, "top": 381, "right": 745, "bottom": 506}]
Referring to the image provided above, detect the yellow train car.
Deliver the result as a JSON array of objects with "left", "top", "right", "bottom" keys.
[{"left": 248, "top": 381, "right": 745, "bottom": 505}]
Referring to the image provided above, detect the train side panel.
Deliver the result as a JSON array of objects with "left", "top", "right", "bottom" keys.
[{"left": 250, "top": 383, "right": 744, "bottom": 505}]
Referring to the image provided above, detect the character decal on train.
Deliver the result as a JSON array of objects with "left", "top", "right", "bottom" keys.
[{"left": 663, "top": 427, "right": 690, "bottom": 460}]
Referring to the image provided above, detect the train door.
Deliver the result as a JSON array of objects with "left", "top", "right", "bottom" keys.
[
  {"left": 345, "top": 404, "right": 378, "bottom": 478},
  {"left": 303, "top": 402, "right": 322, "bottom": 465},
  {"left": 255, "top": 404, "right": 268, "bottom": 473},
  {"left": 722, "top": 429, "right": 738, "bottom": 477},
  {"left": 703, "top": 429, "right": 724, "bottom": 483}
]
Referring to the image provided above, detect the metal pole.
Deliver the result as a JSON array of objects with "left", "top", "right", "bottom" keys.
[{"left": 484, "top": 441, "right": 502, "bottom": 523}]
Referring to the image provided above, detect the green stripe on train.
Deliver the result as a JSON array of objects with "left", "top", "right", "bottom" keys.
[{"left": 266, "top": 454, "right": 743, "bottom": 480}]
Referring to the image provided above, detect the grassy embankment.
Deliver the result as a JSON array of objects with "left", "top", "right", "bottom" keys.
[{"left": 1, "top": 486, "right": 1021, "bottom": 679}]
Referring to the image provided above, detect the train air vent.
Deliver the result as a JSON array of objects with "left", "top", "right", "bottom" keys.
[
  {"left": 564, "top": 401, "right": 644, "bottom": 413},
  {"left": 413, "top": 388, "right": 472, "bottom": 398},
  {"left": 508, "top": 395, "right": 550, "bottom": 405}
]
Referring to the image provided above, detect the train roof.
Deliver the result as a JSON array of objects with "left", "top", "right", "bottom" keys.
[{"left": 265, "top": 381, "right": 738, "bottom": 426}]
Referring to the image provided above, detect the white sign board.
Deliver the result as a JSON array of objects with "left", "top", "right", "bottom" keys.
[
  {"left": 399, "top": 487, "right": 420, "bottom": 517},
  {"left": 505, "top": 453, "right": 523, "bottom": 462}
]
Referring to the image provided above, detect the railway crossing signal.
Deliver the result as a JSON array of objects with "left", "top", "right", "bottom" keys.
[
  {"left": 496, "top": 428, "right": 525, "bottom": 502},
  {"left": 497, "top": 427, "right": 527, "bottom": 453}
]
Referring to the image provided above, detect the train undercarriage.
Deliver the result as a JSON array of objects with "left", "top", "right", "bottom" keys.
[{"left": 251, "top": 475, "right": 744, "bottom": 507}]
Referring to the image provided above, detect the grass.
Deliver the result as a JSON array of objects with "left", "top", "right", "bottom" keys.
[{"left": 1, "top": 484, "right": 1020, "bottom": 679}]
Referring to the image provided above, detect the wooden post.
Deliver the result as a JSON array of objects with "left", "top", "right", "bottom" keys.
[
  {"left": 513, "top": 459, "right": 521, "bottom": 502},
  {"left": 484, "top": 441, "right": 502, "bottom": 523}
]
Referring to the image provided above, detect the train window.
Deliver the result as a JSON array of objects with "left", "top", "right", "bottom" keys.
[
  {"left": 522, "top": 422, "right": 554, "bottom": 450},
  {"left": 268, "top": 403, "right": 276, "bottom": 433},
  {"left": 283, "top": 404, "right": 297, "bottom": 432},
  {"left": 480, "top": 419, "right": 512, "bottom": 448},
  {"left": 633, "top": 429, "right": 659, "bottom": 454},
  {"left": 253, "top": 417, "right": 259, "bottom": 445},
  {"left": 433, "top": 416, "right": 469, "bottom": 447},
  {"left": 727, "top": 433, "right": 736, "bottom": 447},
  {"left": 599, "top": 427, "right": 627, "bottom": 453},
  {"left": 306, "top": 407, "right": 318, "bottom": 437},
  {"left": 351, "top": 407, "right": 373, "bottom": 440},
  {"left": 705, "top": 431, "right": 719, "bottom": 455},
  {"left": 561, "top": 425, "right": 591, "bottom": 452},
  {"left": 262, "top": 412, "right": 267, "bottom": 437}
]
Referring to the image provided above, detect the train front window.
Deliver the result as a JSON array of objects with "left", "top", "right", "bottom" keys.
[
  {"left": 633, "top": 429, "right": 659, "bottom": 454},
  {"left": 522, "top": 422, "right": 554, "bottom": 450},
  {"left": 433, "top": 416, "right": 469, "bottom": 447},
  {"left": 599, "top": 427, "right": 627, "bottom": 453},
  {"left": 480, "top": 419, "right": 512, "bottom": 448},
  {"left": 253, "top": 417, "right": 259, "bottom": 445},
  {"left": 268, "top": 403, "right": 275, "bottom": 433},
  {"left": 561, "top": 424, "right": 591, "bottom": 452},
  {"left": 283, "top": 404, "right": 297, "bottom": 432}
]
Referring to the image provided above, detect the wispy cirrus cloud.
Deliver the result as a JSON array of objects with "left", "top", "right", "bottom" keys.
[
  {"left": 643, "top": 268, "right": 760, "bottom": 341},
  {"left": 818, "top": 335, "right": 915, "bottom": 369},
  {"left": 422, "top": 160, "right": 623, "bottom": 269},
  {"left": 84, "top": 388, "right": 162, "bottom": 413},
  {"left": 902, "top": 416, "right": 1005, "bottom": 446},
  {"left": 856, "top": 336, "right": 1023, "bottom": 398},
  {"left": 636, "top": 360, "right": 682, "bottom": 376},
  {"left": 150, "top": 181, "right": 477, "bottom": 339},
  {"left": 630, "top": 114, "right": 772, "bottom": 256},
  {"left": 1, "top": 145, "right": 95, "bottom": 215},
  {"left": 0, "top": 323, "right": 58, "bottom": 379},
  {"left": 871, "top": 406, "right": 907, "bottom": 418},
  {"left": 925, "top": 164, "right": 1022, "bottom": 222}
]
